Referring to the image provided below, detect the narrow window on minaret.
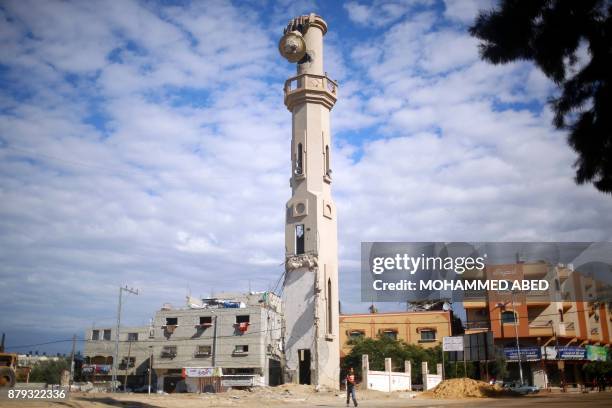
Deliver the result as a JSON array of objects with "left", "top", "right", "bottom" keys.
[
  {"left": 327, "top": 278, "right": 333, "bottom": 334},
  {"left": 295, "top": 224, "right": 305, "bottom": 254},
  {"left": 325, "top": 145, "right": 330, "bottom": 176},
  {"left": 296, "top": 143, "right": 303, "bottom": 175}
]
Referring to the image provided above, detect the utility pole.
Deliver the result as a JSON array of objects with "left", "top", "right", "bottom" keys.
[
  {"left": 212, "top": 314, "right": 218, "bottom": 367},
  {"left": 69, "top": 334, "right": 76, "bottom": 385},
  {"left": 112, "top": 285, "right": 139, "bottom": 392},
  {"left": 148, "top": 346, "right": 153, "bottom": 395},
  {"left": 123, "top": 340, "right": 132, "bottom": 391},
  {"left": 511, "top": 290, "right": 524, "bottom": 385}
]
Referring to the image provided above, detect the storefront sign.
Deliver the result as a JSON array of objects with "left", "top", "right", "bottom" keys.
[
  {"left": 81, "top": 364, "right": 111, "bottom": 374},
  {"left": 558, "top": 347, "right": 586, "bottom": 360},
  {"left": 182, "top": 367, "right": 222, "bottom": 377},
  {"left": 586, "top": 345, "right": 608, "bottom": 361},
  {"left": 443, "top": 336, "right": 464, "bottom": 351},
  {"left": 221, "top": 377, "right": 254, "bottom": 387},
  {"left": 504, "top": 347, "right": 541, "bottom": 361}
]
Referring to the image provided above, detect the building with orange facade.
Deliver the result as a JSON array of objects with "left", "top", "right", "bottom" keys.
[
  {"left": 463, "top": 261, "right": 611, "bottom": 388},
  {"left": 338, "top": 310, "right": 452, "bottom": 357}
]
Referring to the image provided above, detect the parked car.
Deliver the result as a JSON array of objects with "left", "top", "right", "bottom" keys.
[{"left": 504, "top": 382, "right": 540, "bottom": 395}]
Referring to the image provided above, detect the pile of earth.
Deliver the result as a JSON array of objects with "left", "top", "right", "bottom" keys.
[{"left": 425, "top": 378, "right": 512, "bottom": 399}]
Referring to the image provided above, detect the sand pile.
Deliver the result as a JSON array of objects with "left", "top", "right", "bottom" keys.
[{"left": 425, "top": 378, "right": 508, "bottom": 399}]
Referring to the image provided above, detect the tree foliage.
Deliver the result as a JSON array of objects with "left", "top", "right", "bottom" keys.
[
  {"left": 28, "top": 358, "right": 70, "bottom": 384},
  {"left": 341, "top": 335, "right": 442, "bottom": 383},
  {"left": 583, "top": 361, "right": 612, "bottom": 379},
  {"left": 469, "top": 0, "right": 612, "bottom": 193}
]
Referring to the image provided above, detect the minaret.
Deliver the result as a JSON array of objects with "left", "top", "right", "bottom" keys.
[{"left": 278, "top": 14, "right": 339, "bottom": 389}]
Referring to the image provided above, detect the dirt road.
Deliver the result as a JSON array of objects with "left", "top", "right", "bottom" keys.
[{"left": 2, "top": 389, "right": 611, "bottom": 408}]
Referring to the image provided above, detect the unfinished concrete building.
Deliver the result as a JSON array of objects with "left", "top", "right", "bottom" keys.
[
  {"left": 83, "top": 292, "right": 282, "bottom": 392},
  {"left": 278, "top": 13, "right": 340, "bottom": 389},
  {"left": 83, "top": 326, "right": 152, "bottom": 388}
]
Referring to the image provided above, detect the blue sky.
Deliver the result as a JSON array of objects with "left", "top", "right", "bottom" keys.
[{"left": 1, "top": 0, "right": 611, "bottom": 354}]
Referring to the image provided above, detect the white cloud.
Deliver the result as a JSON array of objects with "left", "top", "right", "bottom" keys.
[
  {"left": 344, "top": 0, "right": 433, "bottom": 27},
  {"left": 443, "top": 0, "right": 494, "bottom": 25},
  {"left": 1, "top": 0, "right": 611, "bottom": 345}
]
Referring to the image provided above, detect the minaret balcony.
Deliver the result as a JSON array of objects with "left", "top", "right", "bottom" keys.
[{"left": 284, "top": 73, "right": 338, "bottom": 111}]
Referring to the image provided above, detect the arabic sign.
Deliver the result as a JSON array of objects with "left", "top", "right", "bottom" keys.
[
  {"left": 221, "top": 377, "right": 254, "bottom": 387},
  {"left": 182, "top": 367, "right": 222, "bottom": 377},
  {"left": 443, "top": 336, "right": 464, "bottom": 351},
  {"left": 81, "top": 364, "right": 111, "bottom": 374},
  {"left": 504, "top": 347, "right": 541, "bottom": 361},
  {"left": 586, "top": 345, "right": 608, "bottom": 361},
  {"left": 558, "top": 347, "right": 586, "bottom": 360}
]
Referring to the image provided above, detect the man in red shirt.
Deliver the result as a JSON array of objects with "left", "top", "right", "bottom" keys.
[{"left": 345, "top": 367, "right": 358, "bottom": 407}]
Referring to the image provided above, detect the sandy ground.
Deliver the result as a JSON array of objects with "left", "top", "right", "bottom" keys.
[{"left": 2, "top": 386, "right": 611, "bottom": 408}]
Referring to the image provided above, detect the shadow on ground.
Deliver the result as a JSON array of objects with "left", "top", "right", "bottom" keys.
[{"left": 73, "top": 397, "right": 164, "bottom": 408}]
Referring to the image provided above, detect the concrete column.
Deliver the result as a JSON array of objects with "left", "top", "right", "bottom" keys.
[
  {"left": 405, "top": 361, "right": 412, "bottom": 391},
  {"left": 422, "top": 361, "right": 428, "bottom": 390},
  {"left": 385, "top": 358, "right": 392, "bottom": 392},
  {"left": 362, "top": 354, "right": 369, "bottom": 389}
]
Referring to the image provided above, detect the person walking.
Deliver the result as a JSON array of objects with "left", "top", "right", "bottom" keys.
[{"left": 345, "top": 367, "right": 358, "bottom": 407}]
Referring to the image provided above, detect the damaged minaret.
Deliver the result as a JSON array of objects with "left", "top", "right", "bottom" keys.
[{"left": 279, "top": 14, "right": 339, "bottom": 389}]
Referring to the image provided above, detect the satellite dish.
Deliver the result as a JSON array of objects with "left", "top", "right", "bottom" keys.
[
  {"left": 442, "top": 302, "right": 451, "bottom": 311},
  {"left": 279, "top": 31, "right": 306, "bottom": 63}
]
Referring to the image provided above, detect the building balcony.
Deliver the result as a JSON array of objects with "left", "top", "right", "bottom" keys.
[
  {"left": 160, "top": 350, "right": 176, "bottom": 359},
  {"left": 283, "top": 73, "right": 338, "bottom": 110},
  {"left": 558, "top": 322, "right": 575, "bottom": 337},
  {"left": 463, "top": 289, "right": 487, "bottom": 308},
  {"left": 464, "top": 321, "right": 491, "bottom": 333},
  {"left": 528, "top": 320, "right": 554, "bottom": 336},
  {"left": 525, "top": 289, "right": 551, "bottom": 304}
]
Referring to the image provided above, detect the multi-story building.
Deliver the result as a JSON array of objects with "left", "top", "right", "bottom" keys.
[
  {"left": 463, "top": 262, "right": 611, "bottom": 387},
  {"left": 82, "top": 291, "right": 283, "bottom": 392},
  {"left": 339, "top": 310, "right": 452, "bottom": 357},
  {"left": 152, "top": 292, "right": 283, "bottom": 392},
  {"left": 83, "top": 325, "right": 154, "bottom": 388}
]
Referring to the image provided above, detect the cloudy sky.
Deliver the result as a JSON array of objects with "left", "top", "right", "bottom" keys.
[{"left": 1, "top": 0, "right": 611, "bottom": 353}]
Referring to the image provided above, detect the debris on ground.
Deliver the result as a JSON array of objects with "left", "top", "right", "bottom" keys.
[{"left": 423, "top": 378, "right": 514, "bottom": 399}]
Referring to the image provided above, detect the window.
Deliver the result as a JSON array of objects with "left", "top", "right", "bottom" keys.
[
  {"left": 236, "top": 315, "right": 250, "bottom": 324},
  {"left": 296, "top": 143, "right": 303, "bottom": 175},
  {"left": 195, "top": 345, "right": 211, "bottom": 357},
  {"left": 127, "top": 333, "right": 138, "bottom": 341},
  {"left": 381, "top": 329, "right": 397, "bottom": 340},
  {"left": 91, "top": 330, "right": 100, "bottom": 341},
  {"left": 161, "top": 346, "right": 177, "bottom": 358},
  {"left": 165, "top": 317, "right": 178, "bottom": 326},
  {"left": 295, "top": 224, "right": 305, "bottom": 254},
  {"left": 349, "top": 330, "right": 364, "bottom": 340},
  {"left": 103, "top": 329, "right": 111, "bottom": 341},
  {"left": 233, "top": 345, "right": 248, "bottom": 355},
  {"left": 502, "top": 310, "right": 517, "bottom": 324},
  {"left": 327, "top": 278, "right": 333, "bottom": 334},
  {"left": 325, "top": 145, "right": 330, "bottom": 176},
  {"left": 420, "top": 329, "right": 436, "bottom": 342},
  {"left": 120, "top": 357, "right": 135, "bottom": 368},
  {"left": 199, "top": 316, "right": 213, "bottom": 326}
]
